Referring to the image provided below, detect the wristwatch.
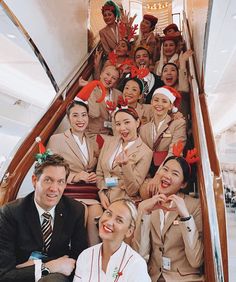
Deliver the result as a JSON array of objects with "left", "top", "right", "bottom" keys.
[
  {"left": 41, "top": 263, "right": 50, "bottom": 276},
  {"left": 179, "top": 215, "right": 192, "bottom": 222}
]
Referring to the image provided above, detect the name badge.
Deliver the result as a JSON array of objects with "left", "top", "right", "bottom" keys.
[
  {"left": 163, "top": 132, "right": 172, "bottom": 138},
  {"left": 162, "top": 256, "right": 171, "bottom": 270},
  {"left": 29, "top": 251, "right": 48, "bottom": 260},
  {"left": 105, "top": 177, "right": 118, "bottom": 187},
  {"left": 104, "top": 121, "right": 112, "bottom": 128}
]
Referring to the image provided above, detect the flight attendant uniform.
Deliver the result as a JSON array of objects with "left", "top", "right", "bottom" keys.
[
  {"left": 132, "top": 193, "right": 204, "bottom": 282},
  {"left": 87, "top": 87, "right": 122, "bottom": 137},
  {"left": 96, "top": 136, "right": 152, "bottom": 203},
  {"left": 47, "top": 129, "right": 98, "bottom": 184}
]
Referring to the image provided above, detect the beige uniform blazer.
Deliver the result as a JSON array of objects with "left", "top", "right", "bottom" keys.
[
  {"left": 87, "top": 87, "right": 122, "bottom": 136},
  {"left": 133, "top": 193, "right": 204, "bottom": 282},
  {"left": 96, "top": 136, "right": 152, "bottom": 202},
  {"left": 136, "top": 103, "right": 153, "bottom": 125},
  {"left": 99, "top": 25, "right": 118, "bottom": 54},
  {"left": 47, "top": 129, "right": 98, "bottom": 184},
  {"left": 140, "top": 115, "right": 186, "bottom": 156}
]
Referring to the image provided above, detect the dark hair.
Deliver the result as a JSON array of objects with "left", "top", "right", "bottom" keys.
[
  {"left": 134, "top": 46, "right": 151, "bottom": 60},
  {"left": 118, "top": 39, "right": 131, "bottom": 52},
  {"left": 163, "top": 156, "right": 190, "bottom": 183},
  {"left": 114, "top": 106, "right": 139, "bottom": 121},
  {"left": 66, "top": 100, "right": 89, "bottom": 117},
  {"left": 122, "top": 77, "right": 144, "bottom": 94},
  {"left": 161, "top": 63, "right": 179, "bottom": 75},
  {"left": 34, "top": 154, "right": 70, "bottom": 180}
]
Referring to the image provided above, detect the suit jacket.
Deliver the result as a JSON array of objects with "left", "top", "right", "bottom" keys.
[
  {"left": 47, "top": 129, "right": 98, "bottom": 184},
  {"left": 99, "top": 25, "right": 118, "bottom": 54},
  {"left": 96, "top": 136, "right": 152, "bottom": 202},
  {"left": 0, "top": 193, "right": 87, "bottom": 282},
  {"left": 140, "top": 114, "right": 186, "bottom": 156},
  {"left": 87, "top": 87, "right": 122, "bottom": 136},
  {"left": 145, "top": 73, "right": 164, "bottom": 104},
  {"left": 133, "top": 193, "right": 204, "bottom": 282}
]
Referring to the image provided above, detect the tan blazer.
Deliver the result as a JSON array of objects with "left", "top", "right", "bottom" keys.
[
  {"left": 87, "top": 87, "right": 122, "bottom": 136},
  {"left": 96, "top": 136, "right": 152, "bottom": 202},
  {"left": 133, "top": 193, "right": 204, "bottom": 282},
  {"left": 140, "top": 114, "right": 186, "bottom": 156},
  {"left": 99, "top": 25, "right": 118, "bottom": 54},
  {"left": 47, "top": 129, "right": 98, "bottom": 184},
  {"left": 136, "top": 103, "right": 153, "bottom": 125}
]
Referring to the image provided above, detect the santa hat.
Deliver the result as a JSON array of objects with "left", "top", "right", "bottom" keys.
[
  {"left": 143, "top": 14, "right": 158, "bottom": 29},
  {"left": 163, "top": 23, "right": 179, "bottom": 35},
  {"left": 76, "top": 80, "right": 106, "bottom": 103},
  {"left": 152, "top": 86, "right": 181, "bottom": 113}
]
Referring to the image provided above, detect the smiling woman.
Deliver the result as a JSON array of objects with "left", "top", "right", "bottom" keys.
[
  {"left": 47, "top": 100, "right": 103, "bottom": 246},
  {"left": 133, "top": 156, "right": 204, "bottom": 282},
  {"left": 73, "top": 199, "right": 151, "bottom": 281},
  {"left": 96, "top": 107, "right": 152, "bottom": 208}
]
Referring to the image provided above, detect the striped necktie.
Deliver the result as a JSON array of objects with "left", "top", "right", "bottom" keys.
[{"left": 41, "top": 212, "right": 52, "bottom": 253}]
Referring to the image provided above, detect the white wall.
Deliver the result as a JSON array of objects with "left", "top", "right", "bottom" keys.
[{"left": 5, "top": 0, "right": 88, "bottom": 88}]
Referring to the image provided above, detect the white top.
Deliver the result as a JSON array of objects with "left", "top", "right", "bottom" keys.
[
  {"left": 73, "top": 242, "right": 151, "bottom": 282},
  {"left": 73, "top": 134, "right": 89, "bottom": 165}
]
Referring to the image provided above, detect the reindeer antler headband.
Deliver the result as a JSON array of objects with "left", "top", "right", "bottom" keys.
[{"left": 173, "top": 140, "right": 200, "bottom": 170}]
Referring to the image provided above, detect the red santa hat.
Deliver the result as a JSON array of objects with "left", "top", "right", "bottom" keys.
[{"left": 152, "top": 86, "right": 182, "bottom": 113}]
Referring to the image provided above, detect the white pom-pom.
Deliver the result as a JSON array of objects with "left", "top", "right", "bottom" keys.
[
  {"left": 74, "top": 96, "right": 88, "bottom": 104},
  {"left": 35, "top": 136, "right": 41, "bottom": 143},
  {"left": 172, "top": 106, "right": 178, "bottom": 113}
]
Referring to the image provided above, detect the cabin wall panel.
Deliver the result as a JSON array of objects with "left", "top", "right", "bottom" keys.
[
  {"left": 185, "top": 0, "right": 209, "bottom": 81},
  {"left": 5, "top": 0, "right": 88, "bottom": 88}
]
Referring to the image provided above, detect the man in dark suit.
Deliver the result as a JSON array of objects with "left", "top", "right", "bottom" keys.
[
  {"left": 0, "top": 154, "right": 88, "bottom": 282},
  {"left": 117, "top": 46, "right": 164, "bottom": 104}
]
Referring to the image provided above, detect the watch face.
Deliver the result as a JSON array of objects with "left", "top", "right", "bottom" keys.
[{"left": 42, "top": 268, "right": 50, "bottom": 276}]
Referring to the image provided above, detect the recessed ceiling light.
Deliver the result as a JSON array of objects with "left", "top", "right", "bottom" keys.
[
  {"left": 213, "top": 70, "right": 219, "bottom": 73},
  {"left": 232, "top": 14, "right": 236, "bottom": 20},
  {"left": 7, "top": 34, "right": 16, "bottom": 39},
  {"left": 221, "top": 49, "right": 228, "bottom": 53}
]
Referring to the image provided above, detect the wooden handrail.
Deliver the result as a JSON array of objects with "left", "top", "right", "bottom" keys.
[
  {"left": 189, "top": 83, "right": 216, "bottom": 282},
  {"left": 199, "top": 93, "right": 221, "bottom": 175},
  {"left": 183, "top": 11, "right": 228, "bottom": 282},
  {"left": 0, "top": 51, "right": 95, "bottom": 205}
]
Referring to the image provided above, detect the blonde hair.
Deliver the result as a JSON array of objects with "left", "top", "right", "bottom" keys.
[{"left": 111, "top": 198, "right": 138, "bottom": 227}]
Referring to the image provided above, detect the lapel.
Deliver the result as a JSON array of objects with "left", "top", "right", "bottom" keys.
[
  {"left": 161, "top": 210, "right": 179, "bottom": 238},
  {"left": 105, "top": 25, "right": 118, "bottom": 45},
  {"left": 111, "top": 137, "right": 142, "bottom": 169},
  {"left": 64, "top": 129, "right": 87, "bottom": 166},
  {"left": 49, "top": 199, "right": 66, "bottom": 252},
  {"left": 106, "top": 137, "right": 121, "bottom": 170},
  {"left": 154, "top": 115, "right": 172, "bottom": 142},
  {"left": 151, "top": 209, "right": 162, "bottom": 239},
  {"left": 85, "top": 133, "right": 94, "bottom": 167},
  {"left": 25, "top": 194, "right": 43, "bottom": 248},
  {"left": 161, "top": 193, "right": 185, "bottom": 237},
  {"left": 125, "top": 137, "right": 142, "bottom": 158}
]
